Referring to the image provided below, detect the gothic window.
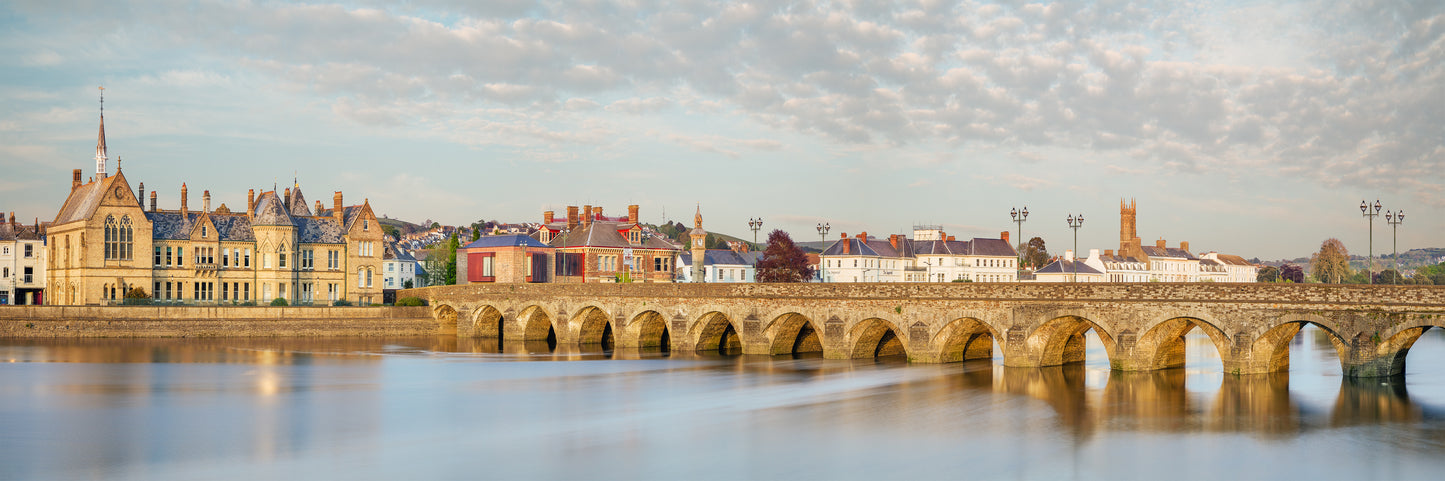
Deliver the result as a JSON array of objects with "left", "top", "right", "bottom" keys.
[{"left": 104, "top": 215, "right": 116, "bottom": 260}]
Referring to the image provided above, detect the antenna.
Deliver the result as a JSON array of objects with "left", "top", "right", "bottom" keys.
[
  {"left": 116, "top": 155, "right": 121, "bottom": 172},
  {"left": 99, "top": 86, "right": 104, "bottom": 115}
]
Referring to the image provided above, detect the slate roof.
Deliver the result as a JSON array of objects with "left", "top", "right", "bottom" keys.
[
  {"left": 251, "top": 191, "right": 293, "bottom": 226},
  {"left": 1142, "top": 246, "right": 1197, "bottom": 260},
  {"left": 209, "top": 214, "right": 256, "bottom": 242},
  {"left": 463, "top": 234, "right": 553, "bottom": 249},
  {"left": 52, "top": 174, "right": 123, "bottom": 226},
  {"left": 146, "top": 211, "right": 197, "bottom": 240},
  {"left": 554, "top": 220, "right": 676, "bottom": 250},
  {"left": 294, "top": 216, "right": 344, "bottom": 243},
  {"left": 1036, "top": 259, "right": 1105, "bottom": 275},
  {"left": 1215, "top": 254, "right": 1253, "bottom": 266},
  {"left": 822, "top": 238, "right": 880, "bottom": 256},
  {"left": 679, "top": 249, "right": 763, "bottom": 267},
  {"left": 288, "top": 187, "right": 312, "bottom": 216},
  {"left": 0, "top": 222, "right": 43, "bottom": 241}
]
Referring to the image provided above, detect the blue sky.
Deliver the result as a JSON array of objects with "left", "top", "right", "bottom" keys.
[{"left": 1, "top": 0, "right": 1440, "bottom": 260}]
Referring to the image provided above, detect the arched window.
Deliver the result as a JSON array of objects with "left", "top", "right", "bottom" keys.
[
  {"left": 119, "top": 216, "right": 133, "bottom": 260},
  {"left": 104, "top": 215, "right": 117, "bottom": 260},
  {"left": 366, "top": 268, "right": 373, "bottom": 288}
]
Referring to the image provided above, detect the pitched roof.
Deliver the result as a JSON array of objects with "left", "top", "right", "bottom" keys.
[
  {"left": 1142, "top": 246, "right": 1197, "bottom": 260},
  {"left": 294, "top": 216, "right": 344, "bottom": 243},
  {"left": 967, "top": 238, "right": 1018, "bottom": 257},
  {"left": 209, "top": 214, "right": 256, "bottom": 242},
  {"left": 555, "top": 220, "right": 676, "bottom": 250},
  {"left": 251, "top": 191, "right": 293, "bottom": 226},
  {"left": 463, "top": 234, "right": 553, "bottom": 249},
  {"left": 1036, "top": 259, "right": 1104, "bottom": 275},
  {"left": 822, "top": 238, "right": 880, "bottom": 256},
  {"left": 1215, "top": 254, "right": 1253, "bottom": 266},
  {"left": 52, "top": 174, "right": 121, "bottom": 226},
  {"left": 0, "top": 222, "right": 43, "bottom": 241},
  {"left": 146, "top": 211, "right": 196, "bottom": 240},
  {"left": 288, "top": 186, "right": 312, "bottom": 216},
  {"left": 680, "top": 249, "right": 762, "bottom": 267}
]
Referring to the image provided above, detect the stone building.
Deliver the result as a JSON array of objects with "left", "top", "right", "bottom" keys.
[
  {"left": 46, "top": 96, "right": 385, "bottom": 305},
  {"left": 0, "top": 216, "right": 47, "bottom": 304},
  {"left": 534, "top": 204, "right": 678, "bottom": 283},
  {"left": 457, "top": 234, "right": 553, "bottom": 284}
]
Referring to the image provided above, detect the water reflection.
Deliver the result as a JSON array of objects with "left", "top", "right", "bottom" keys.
[{"left": 1, "top": 328, "right": 1444, "bottom": 480}]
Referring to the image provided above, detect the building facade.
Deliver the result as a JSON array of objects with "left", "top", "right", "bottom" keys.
[
  {"left": 676, "top": 249, "right": 762, "bottom": 283},
  {"left": 535, "top": 204, "right": 678, "bottom": 283},
  {"left": 819, "top": 229, "right": 1018, "bottom": 283},
  {"left": 46, "top": 103, "right": 385, "bottom": 305},
  {"left": 458, "top": 234, "right": 553, "bottom": 284},
  {"left": 0, "top": 217, "right": 47, "bottom": 304}
]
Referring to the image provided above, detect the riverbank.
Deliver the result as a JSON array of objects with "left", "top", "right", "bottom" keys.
[{"left": 0, "top": 305, "right": 437, "bottom": 338}]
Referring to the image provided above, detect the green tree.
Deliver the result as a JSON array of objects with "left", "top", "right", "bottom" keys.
[
  {"left": 1311, "top": 238, "right": 1351, "bottom": 284},
  {"left": 1257, "top": 266, "right": 1280, "bottom": 283},
  {"left": 444, "top": 233, "right": 460, "bottom": 285},
  {"left": 1022, "top": 237, "right": 1050, "bottom": 269},
  {"left": 1417, "top": 263, "right": 1445, "bottom": 285},
  {"left": 381, "top": 224, "right": 400, "bottom": 239},
  {"left": 754, "top": 230, "right": 814, "bottom": 283},
  {"left": 1374, "top": 269, "right": 1405, "bottom": 284}
]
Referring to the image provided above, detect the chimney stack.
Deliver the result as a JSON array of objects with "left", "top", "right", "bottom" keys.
[
  {"left": 567, "top": 206, "right": 579, "bottom": 230},
  {"left": 946, "top": 235, "right": 956, "bottom": 242},
  {"left": 544, "top": 210, "right": 555, "bottom": 224},
  {"left": 137, "top": 183, "right": 145, "bottom": 206},
  {"left": 628, "top": 205, "right": 639, "bottom": 224},
  {"left": 1156, "top": 238, "right": 1167, "bottom": 249},
  {"left": 593, "top": 206, "right": 603, "bottom": 219},
  {"left": 284, "top": 188, "right": 291, "bottom": 209},
  {"left": 315, "top": 200, "right": 323, "bottom": 214},
  {"left": 150, "top": 191, "right": 157, "bottom": 212},
  {"left": 247, "top": 189, "right": 255, "bottom": 216},
  {"left": 857, "top": 232, "right": 868, "bottom": 242},
  {"left": 582, "top": 204, "right": 593, "bottom": 227},
  {"left": 842, "top": 234, "right": 850, "bottom": 254},
  {"left": 1180, "top": 241, "right": 1190, "bottom": 253},
  {"left": 180, "top": 183, "right": 189, "bottom": 218},
  {"left": 7, "top": 212, "right": 13, "bottom": 225},
  {"left": 889, "top": 234, "right": 901, "bottom": 250},
  {"left": 202, "top": 190, "right": 211, "bottom": 214},
  {"left": 1105, "top": 249, "right": 1114, "bottom": 257},
  {"left": 333, "top": 192, "right": 343, "bottom": 224},
  {"left": 72, "top": 169, "right": 82, "bottom": 191},
  {"left": 1001, "top": 231, "right": 1010, "bottom": 245}
]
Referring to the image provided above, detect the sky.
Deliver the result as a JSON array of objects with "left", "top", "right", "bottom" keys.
[{"left": 1, "top": 0, "right": 1440, "bottom": 261}]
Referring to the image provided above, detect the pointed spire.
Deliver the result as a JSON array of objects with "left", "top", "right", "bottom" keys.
[
  {"left": 95, "top": 86, "right": 108, "bottom": 179},
  {"left": 693, "top": 203, "right": 703, "bottom": 229}
]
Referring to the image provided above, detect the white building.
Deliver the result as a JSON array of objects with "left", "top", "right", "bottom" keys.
[
  {"left": 0, "top": 218, "right": 47, "bottom": 304},
  {"left": 819, "top": 229, "right": 1019, "bottom": 283},
  {"left": 1085, "top": 249, "right": 1151, "bottom": 282},
  {"left": 1034, "top": 251, "right": 1106, "bottom": 282},
  {"left": 676, "top": 249, "right": 762, "bottom": 283},
  {"left": 1140, "top": 241, "right": 1200, "bottom": 282},
  {"left": 382, "top": 242, "right": 422, "bottom": 290},
  {"left": 1199, "top": 252, "right": 1258, "bottom": 282}
]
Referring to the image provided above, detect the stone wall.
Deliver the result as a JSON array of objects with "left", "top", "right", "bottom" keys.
[{"left": 0, "top": 305, "right": 436, "bottom": 338}]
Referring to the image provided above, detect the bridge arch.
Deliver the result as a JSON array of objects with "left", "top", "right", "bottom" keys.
[
  {"left": 627, "top": 310, "right": 670, "bottom": 349},
  {"left": 517, "top": 305, "right": 557, "bottom": 344},
  {"left": 1251, "top": 314, "right": 1350, "bottom": 373},
  {"left": 1132, "top": 315, "right": 1231, "bottom": 371},
  {"left": 849, "top": 317, "right": 908, "bottom": 359},
  {"left": 433, "top": 304, "right": 459, "bottom": 336},
  {"left": 465, "top": 305, "right": 504, "bottom": 338},
  {"left": 1023, "top": 315, "right": 1119, "bottom": 367},
  {"left": 765, "top": 312, "right": 823, "bottom": 355},
  {"left": 933, "top": 317, "right": 1002, "bottom": 363},
  {"left": 570, "top": 305, "right": 615, "bottom": 348},
  {"left": 1348, "top": 316, "right": 1445, "bottom": 377},
  {"left": 692, "top": 311, "right": 742, "bottom": 354}
]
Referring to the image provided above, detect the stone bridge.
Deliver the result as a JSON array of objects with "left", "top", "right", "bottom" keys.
[{"left": 403, "top": 283, "right": 1445, "bottom": 378}]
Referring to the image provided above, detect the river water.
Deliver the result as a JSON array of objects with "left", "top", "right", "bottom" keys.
[{"left": 3, "top": 326, "right": 1444, "bottom": 480}]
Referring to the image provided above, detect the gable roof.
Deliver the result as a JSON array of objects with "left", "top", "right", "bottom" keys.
[
  {"left": 555, "top": 220, "right": 676, "bottom": 250},
  {"left": 1036, "top": 259, "right": 1104, "bottom": 275},
  {"left": 288, "top": 186, "right": 312, "bottom": 216},
  {"left": 1142, "top": 246, "right": 1197, "bottom": 260},
  {"left": 53, "top": 174, "right": 125, "bottom": 226},
  {"left": 251, "top": 191, "right": 293, "bottom": 226},
  {"left": 679, "top": 249, "right": 762, "bottom": 267},
  {"left": 463, "top": 234, "right": 553, "bottom": 249}
]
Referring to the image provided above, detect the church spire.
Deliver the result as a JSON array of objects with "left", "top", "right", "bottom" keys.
[{"left": 95, "top": 86, "right": 108, "bottom": 179}]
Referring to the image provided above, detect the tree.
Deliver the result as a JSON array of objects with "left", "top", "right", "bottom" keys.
[
  {"left": 1257, "top": 266, "right": 1280, "bottom": 283},
  {"left": 1417, "top": 263, "right": 1445, "bottom": 285},
  {"left": 1311, "top": 238, "right": 1351, "bottom": 284},
  {"left": 1374, "top": 269, "right": 1405, "bottom": 285},
  {"left": 755, "top": 229, "right": 814, "bottom": 283},
  {"left": 403, "top": 279, "right": 414, "bottom": 289},
  {"left": 1022, "top": 237, "right": 1050, "bottom": 269},
  {"left": 444, "top": 233, "right": 460, "bottom": 285},
  {"left": 1280, "top": 264, "right": 1305, "bottom": 283}
]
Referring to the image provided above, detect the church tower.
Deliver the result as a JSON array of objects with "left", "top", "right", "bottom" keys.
[
  {"left": 1118, "top": 198, "right": 1144, "bottom": 259},
  {"left": 689, "top": 204, "right": 707, "bottom": 283},
  {"left": 95, "top": 87, "right": 108, "bottom": 179}
]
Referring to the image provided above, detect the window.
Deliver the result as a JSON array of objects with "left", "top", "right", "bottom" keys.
[
  {"left": 24, "top": 243, "right": 33, "bottom": 259},
  {"left": 244, "top": 283, "right": 250, "bottom": 301},
  {"left": 301, "top": 249, "right": 313, "bottom": 270},
  {"left": 482, "top": 256, "right": 494, "bottom": 277},
  {"left": 155, "top": 247, "right": 162, "bottom": 266},
  {"left": 176, "top": 247, "right": 183, "bottom": 266},
  {"left": 365, "top": 269, "right": 373, "bottom": 288},
  {"left": 387, "top": 263, "right": 394, "bottom": 272},
  {"left": 22, "top": 267, "right": 32, "bottom": 284},
  {"left": 263, "top": 251, "right": 271, "bottom": 269},
  {"left": 328, "top": 283, "right": 337, "bottom": 301},
  {"left": 201, "top": 225, "right": 208, "bottom": 238},
  {"left": 279, "top": 246, "right": 287, "bottom": 268},
  {"left": 363, "top": 219, "right": 369, "bottom": 231},
  {"left": 223, "top": 248, "right": 230, "bottom": 267},
  {"left": 328, "top": 250, "right": 339, "bottom": 270}
]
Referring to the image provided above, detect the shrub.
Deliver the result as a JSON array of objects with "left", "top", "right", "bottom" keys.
[
  {"left": 333, "top": 299, "right": 353, "bottom": 307},
  {"left": 395, "top": 297, "right": 427, "bottom": 306},
  {"left": 270, "top": 298, "right": 288, "bottom": 306}
]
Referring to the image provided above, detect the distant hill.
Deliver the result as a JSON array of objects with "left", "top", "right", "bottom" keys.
[{"left": 1261, "top": 247, "right": 1445, "bottom": 272}]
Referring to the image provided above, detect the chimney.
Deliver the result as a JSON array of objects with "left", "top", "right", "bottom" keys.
[
  {"left": 544, "top": 210, "right": 555, "bottom": 224},
  {"left": 72, "top": 169, "right": 82, "bottom": 191},
  {"left": 1180, "top": 241, "right": 1190, "bottom": 253},
  {"left": 889, "top": 234, "right": 901, "bottom": 250},
  {"left": 840, "top": 232, "right": 847, "bottom": 239},
  {"left": 1156, "top": 238, "right": 1167, "bottom": 249},
  {"left": 333, "top": 192, "right": 343, "bottom": 224},
  {"left": 7, "top": 212, "right": 13, "bottom": 225},
  {"left": 180, "top": 183, "right": 189, "bottom": 218},
  {"left": 582, "top": 205, "right": 593, "bottom": 227},
  {"left": 567, "top": 206, "right": 579, "bottom": 230},
  {"left": 842, "top": 234, "right": 850, "bottom": 254},
  {"left": 1001, "top": 231, "right": 1010, "bottom": 245},
  {"left": 946, "top": 236, "right": 956, "bottom": 242},
  {"left": 202, "top": 190, "right": 211, "bottom": 214},
  {"left": 858, "top": 232, "right": 868, "bottom": 241},
  {"left": 149, "top": 191, "right": 157, "bottom": 212},
  {"left": 315, "top": 200, "right": 323, "bottom": 214},
  {"left": 628, "top": 205, "right": 639, "bottom": 224},
  {"left": 593, "top": 206, "right": 603, "bottom": 220},
  {"left": 284, "top": 188, "right": 291, "bottom": 209},
  {"left": 247, "top": 189, "right": 255, "bottom": 216},
  {"left": 1065, "top": 249, "right": 1074, "bottom": 261},
  {"left": 137, "top": 183, "right": 145, "bottom": 206},
  {"left": 1105, "top": 249, "right": 1114, "bottom": 257}
]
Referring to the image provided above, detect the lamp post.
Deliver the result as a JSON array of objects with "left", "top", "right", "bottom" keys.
[
  {"left": 1361, "top": 199, "right": 1381, "bottom": 284},
  {"left": 749, "top": 217, "right": 763, "bottom": 244},
  {"left": 816, "top": 222, "right": 830, "bottom": 283},
  {"left": 1387, "top": 210, "right": 1404, "bottom": 285},
  {"left": 1011, "top": 206, "right": 1028, "bottom": 281},
  {"left": 1067, "top": 214, "right": 1083, "bottom": 282}
]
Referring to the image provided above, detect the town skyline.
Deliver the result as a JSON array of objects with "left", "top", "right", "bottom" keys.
[{"left": 2, "top": 1, "right": 1441, "bottom": 261}]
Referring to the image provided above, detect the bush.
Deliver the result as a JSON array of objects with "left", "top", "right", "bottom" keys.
[
  {"left": 395, "top": 297, "right": 427, "bottom": 306},
  {"left": 333, "top": 299, "right": 353, "bottom": 306},
  {"left": 270, "top": 298, "right": 288, "bottom": 306}
]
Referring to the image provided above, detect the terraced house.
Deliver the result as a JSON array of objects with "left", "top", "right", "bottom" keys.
[{"left": 45, "top": 100, "right": 384, "bottom": 305}]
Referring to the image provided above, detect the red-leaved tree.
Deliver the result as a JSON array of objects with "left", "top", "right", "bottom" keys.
[{"left": 755, "top": 229, "right": 815, "bottom": 283}]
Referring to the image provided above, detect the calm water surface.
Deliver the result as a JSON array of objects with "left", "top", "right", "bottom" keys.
[{"left": 3, "top": 327, "right": 1445, "bottom": 480}]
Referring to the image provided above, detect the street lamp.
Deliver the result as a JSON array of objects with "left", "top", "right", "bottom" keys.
[
  {"left": 1067, "top": 214, "right": 1083, "bottom": 282},
  {"left": 1011, "top": 206, "right": 1028, "bottom": 280},
  {"left": 1361, "top": 199, "right": 1381, "bottom": 284},
  {"left": 749, "top": 217, "right": 764, "bottom": 244},
  {"left": 1387, "top": 210, "right": 1404, "bottom": 285},
  {"left": 816, "top": 222, "right": 830, "bottom": 283}
]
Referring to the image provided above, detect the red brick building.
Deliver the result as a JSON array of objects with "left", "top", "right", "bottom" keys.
[{"left": 537, "top": 204, "right": 678, "bottom": 283}]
